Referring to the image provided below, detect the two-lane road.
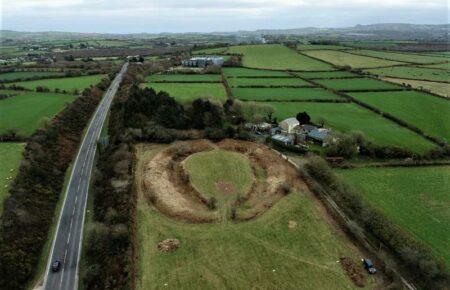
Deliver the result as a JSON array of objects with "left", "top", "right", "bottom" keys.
[{"left": 44, "top": 62, "right": 128, "bottom": 290}]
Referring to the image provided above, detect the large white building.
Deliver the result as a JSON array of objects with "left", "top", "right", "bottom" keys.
[
  {"left": 182, "top": 56, "right": 224, "bottom": 68},
  {"left": 279, "top": 118, "right": 299, "bottom": 134}
]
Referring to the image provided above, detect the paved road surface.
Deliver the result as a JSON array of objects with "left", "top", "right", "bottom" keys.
[{"left": 44, "top": 62, "right": 128, "bottom": 290}]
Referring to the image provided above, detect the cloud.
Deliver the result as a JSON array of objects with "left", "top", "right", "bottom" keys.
[{"left": 2, "top": 0, "right": 449, "bottom": 33}]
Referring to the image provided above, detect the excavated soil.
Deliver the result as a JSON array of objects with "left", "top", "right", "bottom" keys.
[{"left": 141, "top": 139, "right": 306, "bottom": 223}]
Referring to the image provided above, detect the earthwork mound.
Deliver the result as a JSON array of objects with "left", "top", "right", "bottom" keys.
[{"left": 142, "top": 139, "right": 304, "bottom": 223}]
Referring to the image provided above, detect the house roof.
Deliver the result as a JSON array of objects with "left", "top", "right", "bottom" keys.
[
  {"left": 272, "top": 134, "right": 293, "bottom": 143},
  {"left": 308, "top": 128, "right": 330, "bottom": 141},
  {"left": 279, "top": 118, "right": 299, "bottom": 127}
]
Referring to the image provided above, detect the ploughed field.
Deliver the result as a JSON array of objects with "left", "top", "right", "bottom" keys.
[
  {"left": 0, "top": 90, "right": 77, "bottom": 136},
  {"left": 364, "top": 66, "right": 450, "bottom": 82},
  {"left": 135, "top": 140, "right": 378, "bottom": 289},
  {"left": 338, "top": 166, "right": 450, "bottom": 267},
  {"left": 381, "top": 77, "right": 450, "bottom": 98},
  {"left": 0, "top": 142, "right": 25, "bottom": 216}
]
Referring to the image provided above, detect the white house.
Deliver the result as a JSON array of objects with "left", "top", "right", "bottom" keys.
[{"left": 279, "top": 118, "right": 299, "bottom": 134}]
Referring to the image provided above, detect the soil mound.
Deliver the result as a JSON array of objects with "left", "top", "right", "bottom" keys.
[
  {"left": 340, "top": 257, "right": 365, "bottom": 287},
  {"left": 157, "top": 238, "right": 180, "bottom": 252}
]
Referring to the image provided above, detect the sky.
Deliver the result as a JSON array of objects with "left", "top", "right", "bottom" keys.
[{"left": 1, "top": 0, "right": 449, "bottom": 33}]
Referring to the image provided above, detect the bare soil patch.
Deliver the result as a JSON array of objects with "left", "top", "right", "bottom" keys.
[
  {"left": 157, "top": 239, "right": 180, "bottom": 253},
  {"left": 340, "top": 256, "right": 366, "bottom": 287},
  {"left": 140, "top": 139, "right": 304, "bottom": 223}
]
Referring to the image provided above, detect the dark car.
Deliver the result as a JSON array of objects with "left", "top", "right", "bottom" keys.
[
  {"left": 52, "top": 260, "right": 62, "bottom": 272},
  {"left": 362, "top": 258, "right": 377, "bottom": 274}
]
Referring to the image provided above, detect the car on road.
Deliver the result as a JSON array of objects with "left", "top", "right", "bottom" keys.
[
  {"left": 52, "top": 260, "right": 62, "bottom": 272},
  {"left": 362, "top": 258, "right": 377, "bottom": 274}
]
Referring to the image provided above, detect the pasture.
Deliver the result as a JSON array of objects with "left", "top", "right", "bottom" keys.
[
  {"left": 297, "top": 44, "right": 352, "bottom": 50},
  {"left": 9, "top": 74, "right": 106, "bottom": 93},
  {"left": 0, "top": 71, "right": 64, "bottom": 82},
  {"left": 223, "top": 67, "right": 291, "bottom": 77},
  {"left": 135, "top": 143, "right": 375, "bottom": 289},
  {"left": 382, "top": 77, "right": 450, "bottom": 98},
  {"left": 227, "top": 44, "right": 334, "bottom": 71},
  {"left": 0, "top": 91, "right": 77, "bottom": 136},
  {"left": 364, "top": 66, "right": 450, "bottom": 82},
  {"left": 349, "top": 91, "right": 450, "bottom": 142},
  {"left": 295, "top": 71, "right": 358, "bottom": 79},
  {"left": 338, "top": 166, "right": 450, "bottom": 266},
  {"left": 418, "top": 62, "right": 450, "bottom": 70},
  {"left": 315, "top": 78, "right": 402, "bottom": 91},
  {"left": 231, "top": 87, "right": 341, "bottom": 101},
  {"left": 266, "top": 102, "right": 436, "bottom": 153},
  {"left": 147, "top": 74, "right": 221, "bottom": 83},
  {"left": 192, "top": 47, "right": 229, "bottom": 55},
  {"left": 184, "top": 149, "right": 254, "bottom": 198},
  {"left": 350, "top": 50, "right": 450, "bottom": 64},
  {"left": 144, "top": 83, "right": 227, "bottom": 103},
  {"left": 302, "top": 50, "right": 404, "bottom": 69},
  {"left": 0, "top": 142, "right": 25, "bottom": 216},
  {"left": 227, "top": 77, "right": 313, "bottom": 87}
]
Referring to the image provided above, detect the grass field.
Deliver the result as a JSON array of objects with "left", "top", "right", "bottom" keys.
[
  {"left": 364, "top": 66, "right": 450, "bottom": 82},
  {"left": 136, "top": 168, "right": 374, "bottom": 289},
  {"left": 144, "top": 83, "right": 227, "bottom": 103},
  {"left": 227, "top": 77, "right": 313, "bottom": 87},
  {"left": 184, "top": 150, "right": 254, "bottom": 198},
  {"left": 350, "top": 50, "right": 450, "bottom": 64},
  {"left": 0, "top": 142, "right": 25, "bottom": 216},
  {"left": 297, "top": 44, "right": 352, "bottom": 50},
  {"left": 192, "top": 47, "right": 229, "bottom": 55},
  {"left": 382, "top": 77, "right": 450, "bottom": 98},
  {"left": 349, "top": 91, "right": 450, "bottom": 142},
  {"left": 231, "top": 87, "right": 341, "bottom": 101},
  {"left": 9, "top": 74, "right": 106, "bottom": 93},
  {"left": 266, "top": 102, "right": 436, "bottom": 153},
  {"left": 295, "top": 71, "right": 358, "bottom": 79},
  {"left": 0, "top": 91, "right": 77, "bottom": 136},
  {"left": 147, "top": 74, "right": 221, "bottom": 82},
  {"left": 302, "top": 50, "right": 404, "bottom": 69},
  {"left": 0, "top": 71, "right": 64, "bottom": 82},
  {"left": 418, "top": 62, "right": 450, "bottom": 70},
  {"left": 315, "top": 78, "right": 402, "bottom": 91},
  {"left": 223, "top": 67, "right": 292, "bottom": 77},
  {"left": 227, "top": 44, "right": 334, "bottom": 71},
  {"left": 338, "top": 166, "right": 450, "bottom": 266}
]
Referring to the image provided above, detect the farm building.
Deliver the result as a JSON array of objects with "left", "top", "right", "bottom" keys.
[
  {"left": 271, "top": 134, "right": 294, "bottom": 146},
  {"left": 307, "top": 128, "right": 331, "bottom": 146},
  {"left": 182, "top": 56, "right": 224, "bottom": 68},
  {"left": 279, "top": 118, "right": 299, "bottom": 134}
]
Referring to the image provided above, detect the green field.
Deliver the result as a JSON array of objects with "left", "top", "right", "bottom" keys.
[
  {"left": 223, "top": 67, "right": 292, "bottom": 77},
  {"left": 144, "top": 83, "right": 227, "bottom": 103},
  {"left": 147, "top": 74, "right": 221, "bottom": 82},
  {"left": 303, "top": 50, "right": 404, "bottom": 69},
  {"left": 137, "top": 187, "right": 374, "bottom": 289},
  {"left": 382, "top": 77, "right": 450, "bottom": 98},
  {"left": 0, "top": 91, "right": 77, "bottom": 136},
  {"left": 418, "top": 63, "right": 450, "bottom": 70},
  {"left": 0, "top": 71, "right": 64, "bottom": 82},
  {"left": 349, "top": 91, "right": 450, "bottom": 142},
  {"left": 266, "top": 102, "right": 436, "bottom": 153},
  {"left": 0, "top": 142, "right": 25, "bottom": 216},
  {"left": 184, "top": 150, "right": 254, "bottom": 198},
  {"left": 227, "top": 77, "right": 313, "bottom": 87},
  {"left": 231, "top": 87, "right": 341, "bottom": 101},
  {"left": 297, "top": 44, "right": 352, "bottom": 50},
  {"left": 9, "top": 74, "right": 106, "bottom": 93},
  {"left": 192, "top": 47, "right": 229, "bottom": 55},
  {"left": 227, "top": 44, "right": 334, "bottom": 71},
  {"left": 338, "top": 166, "right": 450, "bottom": 266},
  {"left": 351, "top": 50, "right": 450, "bottom": 64},
  {"left": 315, "top": 78, "right": 402, "bottom": 91},
  {"left": 364, "top": 66, "right": 450, "bottom": 82},
  {"left": 295, "top": 71, "right": 358, "bottom": 79}
]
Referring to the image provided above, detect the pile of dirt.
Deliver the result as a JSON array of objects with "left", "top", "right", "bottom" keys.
[
  {"left": 340, "top": 257, "right": 365, "bottom": 287},
  {"left": 157, "top": 238, "right": 180, "bottom": 252}
]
